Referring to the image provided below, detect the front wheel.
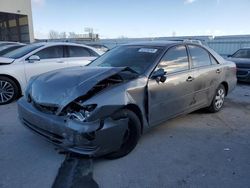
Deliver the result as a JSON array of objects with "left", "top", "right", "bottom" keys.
[
  {"left": 105, "top": 109, "right": 141, "bottom": 159},
  {"left": 0, "top": 76, "right": 19, "bottom": 105},
  {"left": 208, "top": 84, "right": 226, "bottom": 113}
]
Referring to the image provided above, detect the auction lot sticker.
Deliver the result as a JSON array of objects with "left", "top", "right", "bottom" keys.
[{"left": 138, "top": 48, "right": 158, "bottom": 53}]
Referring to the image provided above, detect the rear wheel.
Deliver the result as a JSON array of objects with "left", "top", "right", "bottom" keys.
[
  {"left": 208, "top": 84, "right": 226, "bottom": 113},
  {"left": 106, "top": 109, "right": 141, "bottom": 159},
  {"left": 0, "top": 76, "right": 19, "bottom": 105}
]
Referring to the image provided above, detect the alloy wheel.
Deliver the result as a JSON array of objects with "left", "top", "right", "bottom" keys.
[
  {"left": 0, "top": 80, "right": 15, "bottom": 104},
  {"left": 214, "top": 88, "right": 225, "bottom": 110}
]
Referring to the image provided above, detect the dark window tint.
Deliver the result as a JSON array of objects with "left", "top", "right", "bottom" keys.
[
  {"left": 232, "top": 49, "right": 250, "bottom": 58},
  {"left": 68, "top": 46, "right": 92, "bottom": 57},
  {"left": 158, "top": 45, "right": 189, "bottom": 74},
  {"left": 35, "top": 46, "right": 64, "bottom": 59},
  {"left": 189, "top": 45, "right": 211, "bottom": 68}
]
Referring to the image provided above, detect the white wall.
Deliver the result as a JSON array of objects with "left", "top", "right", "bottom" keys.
[{"left": 0, "top": 0, "right": 34, "bottom": 42}]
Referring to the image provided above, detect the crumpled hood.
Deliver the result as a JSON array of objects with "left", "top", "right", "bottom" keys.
[
  {"left": 29, "top": 66, "right": 127, "bottom": 108},
  {"left": 0, "top": 57, "right": 15, "bottom": 64},
  {"left": 227, "top": 58, "right": 250, "bottom": 68}
]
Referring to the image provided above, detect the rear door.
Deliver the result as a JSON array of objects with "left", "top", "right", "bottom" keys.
[
  {"left": 24, "top": 45, "right": 68, "bottom": 81},
  {"left": 148, "top": 45, "right": 195, "bottom": 126},
  {"left": 187, "top": 45, "right": 222, "bottom": 108},
  {"left": 64, "top": 45, "right": 99, "bottom": 67}
]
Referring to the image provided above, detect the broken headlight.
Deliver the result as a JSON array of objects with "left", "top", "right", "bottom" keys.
[{"left": 66, "top": 103, "right": 97, "bottom": 122}]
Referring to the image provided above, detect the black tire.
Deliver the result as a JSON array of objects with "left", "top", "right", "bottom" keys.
[
  {"left": 208, "top": 84, "right": 226, "bottom": 113},
  {"left": 0, "top": 76, "right": 19, "bottom": 105},
  {"left": 105, "top": 109, "right": 141, "bottom": 159}
]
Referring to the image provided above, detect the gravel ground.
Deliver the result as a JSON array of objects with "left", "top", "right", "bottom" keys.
[{"left": 0, "top": 83, "right": 249, "bottom": 188}]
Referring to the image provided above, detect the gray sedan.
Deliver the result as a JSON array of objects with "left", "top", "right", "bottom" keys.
[{"left": 18, "top": 41, "right": 237, "bottom": 158}]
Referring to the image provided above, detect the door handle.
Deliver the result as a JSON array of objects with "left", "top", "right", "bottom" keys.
[
  {"left": 57, "top": 61, "right": 65, "bottom": 63},
  {"left": 186, "top": 76, "right": 194, "bottom": 82},
  {"left": 216, "top": 69, "right": 221, "bottom": 73}
]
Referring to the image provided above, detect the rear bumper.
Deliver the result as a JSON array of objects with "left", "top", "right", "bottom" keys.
[
  {"left": 17, "top": 97, "right": 128, "bottom": 157},
  {"left": 237, "top": 68, "right": 250, "bottom": 82}
]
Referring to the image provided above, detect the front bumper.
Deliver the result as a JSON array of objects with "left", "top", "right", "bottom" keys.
[
  {"left": 237, "top": 68, "right": 250, "bottom": 82},
  {"left": 17, "top": 97, "right": 128, "bottom": 157}
]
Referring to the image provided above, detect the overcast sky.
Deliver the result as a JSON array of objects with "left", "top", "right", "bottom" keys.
[{"left": 31, "top": 0, "right": 250, "bottom": 39}]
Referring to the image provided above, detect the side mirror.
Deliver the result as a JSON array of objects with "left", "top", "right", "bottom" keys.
[
  {"left": 152, "top": 68, "right": 167, "bottom": 83},
  {"left": 227, "top": 55, "right": 232, "bottom": 58},
  {"left": 28, "top": 55, "right": 40, "bottom": 63}
]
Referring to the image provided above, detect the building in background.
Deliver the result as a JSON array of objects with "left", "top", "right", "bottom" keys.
[
  {"left": 208, "top": 35, "right": 250, "bottom": 56},
  {"left": 97, "top": 35, "right": 250, "bottom": 56},
  {"left": 0, "top": 0, "right": 34, "bottom": 43}
]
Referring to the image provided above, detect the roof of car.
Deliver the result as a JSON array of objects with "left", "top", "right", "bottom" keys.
[
  {"left": 31, "top": 42, "right": 104, "bottom": 55},
  {"left": 122, "top": 40, "right": 199, "bottom": 47},
  {"left": 0, "top": 41, "right": 19, "bottom": 44},
  {"left": 0, "top": 41, "right": 24, "bottom": 44},
  {"left": 5, "top": 43, "right": 26, "bottom": 47},
  {"left": 33, "top": 42, "right": 91, "bottom": 46},
  {"left": 241, "top": 47, "right": 250, "bottom": 50}
]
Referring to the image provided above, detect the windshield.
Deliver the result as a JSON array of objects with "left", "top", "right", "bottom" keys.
[
  {"left": 3, "top": 44, "right": 44, "bottom": 59},
  {"left": 0, "top": 43, "right": 15, "bottom": 47},
  {"left": 0, "top": 45, "right": 12, "bottom": 51},
  {"left": 0, "top": 46, "right": 22, "bottom": 56},
  {"left": 232, "top": 49, "right": 250, "bottom": 58},
  {"left": 89, "top": 45, "right": 163, "bottom": 74}
]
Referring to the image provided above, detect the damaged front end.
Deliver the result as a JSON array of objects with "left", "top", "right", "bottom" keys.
[
  {"left": 18, "top": 96, "right": 128, "bottom": 156},
  {"left": 18, "top": 67, "right": 138, "bottom": 156},
  {"left": 62, "top": 73, "right": 124, "bottom": 122}
]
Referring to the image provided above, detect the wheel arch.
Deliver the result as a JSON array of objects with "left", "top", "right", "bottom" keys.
[
  {"left": 124, "top": 104, "right": 144, "bottom": 134},
  {"left": 220, "top": 81, "right": 229, "bottom": 96}
]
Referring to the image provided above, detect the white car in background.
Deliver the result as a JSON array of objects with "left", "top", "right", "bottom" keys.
[
  {"left": 0, "top": 42, "right": 103, "bottom": 105},
  {"left": 0, "top": 43, "right": 26, "bottom": 56},
  {"left": 0, "top": 41, "right": 23, "bottom": 47}
]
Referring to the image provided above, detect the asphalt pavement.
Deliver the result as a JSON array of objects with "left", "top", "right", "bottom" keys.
[{"left": 0, "top": 83, "right": 250, "bottom": 188}]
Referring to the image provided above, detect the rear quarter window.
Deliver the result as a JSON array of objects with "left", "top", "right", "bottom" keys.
[
  {"left": 210, "top": 55, "right": 219, "bottom": 65},
  {"left": 68, "top": 46, "right": 98, "bottom": 57}
]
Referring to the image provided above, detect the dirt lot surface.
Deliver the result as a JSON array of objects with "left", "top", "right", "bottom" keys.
[{"left": 0, "top": 84, "right": 249, "bottom": 188}]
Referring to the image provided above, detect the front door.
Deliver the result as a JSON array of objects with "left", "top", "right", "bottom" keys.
[
  {"left": 148, "top": 45, "right": 195, "bottom": 126},
  {"left": 24, "top": 45, "right": 68, "bottom": 82}
]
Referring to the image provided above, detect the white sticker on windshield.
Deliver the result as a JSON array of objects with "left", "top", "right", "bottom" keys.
[{"left": 138, "top": 48, "right": 158, "bottom": 53}]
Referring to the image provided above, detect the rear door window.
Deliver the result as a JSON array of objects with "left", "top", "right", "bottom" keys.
[{"left": 188, "top": 45, "right": 211, "bottom": 68}]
